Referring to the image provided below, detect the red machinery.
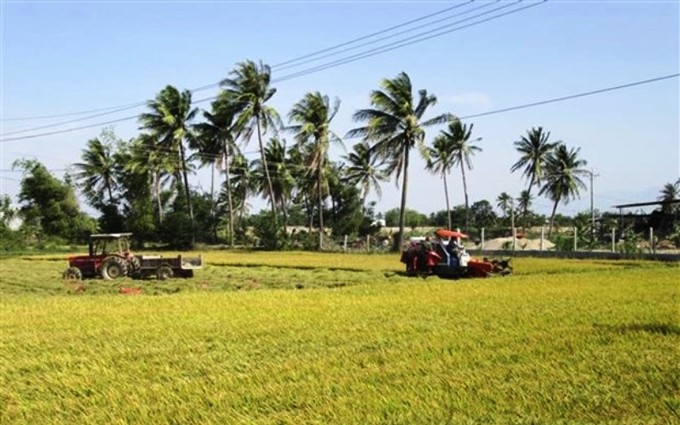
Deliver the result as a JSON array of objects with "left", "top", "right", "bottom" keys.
[{"left": 400, "top": 229, "right": 512, "bottom": 278}]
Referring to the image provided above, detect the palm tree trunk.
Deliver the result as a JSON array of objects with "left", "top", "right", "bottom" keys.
[
  {"left": 442, "top": 171, "right": 451, "bottom": 230},
  {"left": 210, "top": 162, "right": 217, "bottom": 243},
  {"left": 256, "top": 117, "right": 277, "bottom": 218},
  {"left": 460, "top": 159, "right": 470, "bottom": 232},
  {"left": 107, "top": 185, "right": 115, "bottom": 206},
  {"left": 224, "top": 146, "right": 235, "bottom": 248},
  {"left": 548, "top": 197, "right": 560, "bottom": 237},
  {"left": 178, "top": 141, "right": 195, "bottom": 245},
  {"left": 281, "top": 197, "right": 289, "bottom": 235},
  {"left": 154, "top": 172, "right": 163, "bottom": 224},
  {"left": 524, "top": 176, "right": 535, "bottom": 230},
  {"left": 318, "top": 162, "right": 324, "bottom": 251},
  {"left": 397, "top": 144, "right": 409, "bottom": 251},
  {"left": 510, "top": 203, "right": 515, "bottom": 231}
]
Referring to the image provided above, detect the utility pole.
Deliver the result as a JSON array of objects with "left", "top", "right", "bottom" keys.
[{"left": 587, "top": 169, "right": 599, "bottom": 247}]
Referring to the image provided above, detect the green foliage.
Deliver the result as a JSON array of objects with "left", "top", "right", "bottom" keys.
[
  {"left": 251, "top": 211, "right": 289, "bottom": 250},
  {"left": 428, "top": 206, "right": 466, "bottom": 228},
  {"left": 327, "top": 177, "right": 364, "bottom": 237},
  {"left": 384, "top": 208, "right": 428, "bottom": 228},
  {"left": 552, "top": 233, "right": 576, "bottom": 252},
  {"left": 13, "top": 159, "right": 96, "bottom": 242},
  {"left": 618, "top": 229, "right": 644, "bottom": 254},
  {"left": 669, "top": 223, "right": 680, "bottom": 246},
  {"left": 470, "top": 200, "right": 497, "bottom": 233}
]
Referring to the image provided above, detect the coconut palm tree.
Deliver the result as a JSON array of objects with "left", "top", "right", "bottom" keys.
[
  {"left": 139, "top": 85, "right": 198, "bottom": 244},
  {"left": 227, "top": 153, "right": 257, "bottom": 231},
  {"left": 516, "top": 190, "right": 533, "bottom": 227},
  {"left": 444, "top": 119, "right": 481, "bottom": 231},
  {"left": 125, "top": 133, "right": 177, "bottom": 224},
  {"left": 347, "top": 72, "right": 449, "bottom": 249},
  {"left": 496, "top": 192, "right": 515, "bottom": 229},
  {"left": 287, "top": 91, "right": 342, "bottom": 250},
  {"left": 426, "top": 132, "right": 456, "bottom": 230},
  {"left": 539, "top": 143, "right": 588, "bottom": 236},
  {"left": 73, "top": 136, "right": 118, "bottom": 209},
  {"left": 342, "top": 141, "right": 388, "bottom": 210},
  {"left": 253, "top": 137, "right": 294, "bottom": 228},
  {"left": 658, "top": 180, "right": 679, "bottom": 213},
  {"left": 511, "top": 127, "right": 558, "bottom": 227},
  {"left": 220, "top": 60, "right": 281, "bottom": 218},
  {"left": 193, "top": 95, "right": 241, "bottom": 247}
]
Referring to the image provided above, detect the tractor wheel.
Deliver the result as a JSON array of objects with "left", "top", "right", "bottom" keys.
[
  {"left": 100, "top": 256, "right": 128, "bottom": 280},
  {"left": 156, "top": 265, "right": 174, "bottom": 281},
  {"left": 63, "top": 267, "right": 82, "bottom": 280},
  {"left": 127, "top": 256, "right": 142, "bottom": 278}
]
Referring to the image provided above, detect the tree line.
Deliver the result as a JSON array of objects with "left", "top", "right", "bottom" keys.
[{"left": 3, "top": 59, "right": 677, "bottom": 251}]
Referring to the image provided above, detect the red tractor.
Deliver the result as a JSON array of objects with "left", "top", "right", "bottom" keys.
[
  {"left": 63, "top": 233, "right": 140, "bottom": 280},
  {"left": 63, "top": 233, "right": 203, "bottom": 280}
]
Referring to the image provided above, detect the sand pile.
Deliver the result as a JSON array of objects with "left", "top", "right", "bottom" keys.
[{"left": 475, "top": 237, "right": 555, "bottom": 251}]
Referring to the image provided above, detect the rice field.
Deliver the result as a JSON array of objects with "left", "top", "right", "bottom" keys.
[{"left": 0, "top": 251, "right": 678, "bottom": 424}]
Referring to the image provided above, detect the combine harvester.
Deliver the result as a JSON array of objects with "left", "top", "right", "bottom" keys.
[{"left": 400, "top": 229, "right": 512, "bottom": 279}]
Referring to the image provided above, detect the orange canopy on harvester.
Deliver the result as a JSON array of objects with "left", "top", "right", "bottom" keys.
[{"left": 435, "top": 229, "right": 469, "bottom": 239}]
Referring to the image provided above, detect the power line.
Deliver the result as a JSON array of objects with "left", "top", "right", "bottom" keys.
[
  {"left": 274, "top": 0, "right": 495, "bottom": 72},
  {"left": 1, "top": 2, "right": 544, "bottom": 141},
  {"left": 276, "top": 0, "right": 539, "bottom": 82},
  {"left": 460, "top": 73, "right": 680, "bottom": 120},
  {"left": 272, "top": 1, "right": 475, "bottom": 69},
  {"left": 2, "top": 72, "right": 676, "bottom": 144},
  {"left": 1, "top": 1, "right": 481, "bottom": 123},
  {"left": 0, "top": 101, "right": 148, "bottom": 122}
]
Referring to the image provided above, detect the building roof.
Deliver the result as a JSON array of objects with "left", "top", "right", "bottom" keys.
[{"left": 613, "top": 200, "right": 680, "bottom": 209}]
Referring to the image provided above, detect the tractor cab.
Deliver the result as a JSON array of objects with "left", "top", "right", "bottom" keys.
[
  {"left": 89, "top": 233, "right": 132, "bottom": 257},
  {"left": 65, "top": 233, "right": 137, "bottom": 280}
]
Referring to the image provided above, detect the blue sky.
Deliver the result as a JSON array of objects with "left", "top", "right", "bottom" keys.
[{"left": 1, "top": 0, "right": 678, "bottom": 218}]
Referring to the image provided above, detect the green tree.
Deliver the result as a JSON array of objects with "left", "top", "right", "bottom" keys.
[
  {"left": 326, "top": 164, "right": 364, "bottom": 238},
  {"left": 658, "top": 180, "right": 679, "bottom": 213},
  {"left": 221, "top": 60, "right": 282, "bottom": 218},
  {"left": 342, "top": 141, "right": 388, "bottom": 209},
  {"left": 384, "top": 207, "right": 429, "bottom": 228},
  {"left": 443, "top": 119, "right": 481, "bottom": 231},
  {"left": 287, "top": 91, "right": 342, "bottom": 250},
  {"left": 470, "top": 200, "right": 497, "bottom": 235},
  {"left": 193, "top": 95, "right": 241, "bottom": 246},
  {"left": 13, "top": 159, "right": 96, "bottom": 242},
  {"left": 427, "top": 130, "right": 456, "bottom": 230},
  {"left": 496, "top": 192, "right": 515, "bottom": 228},
  {"left": 73, "top": 131, "right": 119, "bottom": 209},
  {"left": 253, "top": 137, "right": 294, "bottom": 229},
  {"left": 115, "top": 139, "right": 159, "bottom": 244},
  {"left": 517, "top": 190, "right": 533, "bottom": 224},
  {"left": 511, "top": 127, "right": 558, "bottom": 227},
  {"left": 139, "top": 85, "right": 198, "bottom": 245},
  {"left": 539, "top": 143, "right": 588, "bottom": 236},
  {"left": 347, "top": 72, "right": 448, "bottom": 249},
  {"left": 226, "top": 153, "right": 257, "bottom": 235},
  {"left": 125, "top": 133, "right": 176, "bottom": 225}
]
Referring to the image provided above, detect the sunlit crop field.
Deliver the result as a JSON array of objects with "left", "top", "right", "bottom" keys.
[{"left": 1, "top": 251, "right": 678, "bottom": 424}]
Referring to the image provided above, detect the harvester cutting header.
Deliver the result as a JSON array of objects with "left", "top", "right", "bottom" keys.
[{"left": 400, "top": 229, "right": 512, "bottom": 278}]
